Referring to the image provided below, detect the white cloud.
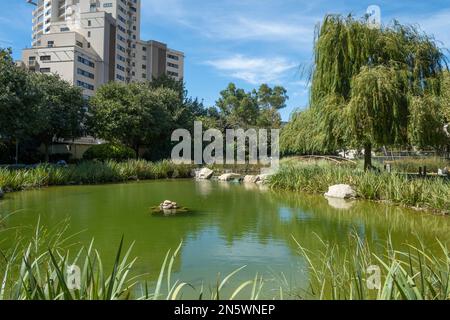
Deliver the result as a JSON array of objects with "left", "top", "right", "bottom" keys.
[
  {"left": 205, "top": 54, "right": 297, "bottom": 84},
  {"left": 201, "top": 16, "right": 315, "bottom": 45},
  {"left": 140, "top": 1, "right": 318, "bottom": 48}
]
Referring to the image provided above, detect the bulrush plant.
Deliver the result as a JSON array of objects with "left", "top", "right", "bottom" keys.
[
  {"left": 0, "top": 223, "right": 266, "bottom": 300},
  {"left": 293, "top": 233, "right": 450, "bottom": 300},
  {"left": 0, "top": 160, "right": 194, "bottom": 193},
  {"left": 269, "top": 162, "right": 450, "bottom": 214},
  {"left": 1, "top": 222, "right": 449, "bottom": 300},
  {"left": 1, "top": 224, "right": 139, "bottom": 300}
]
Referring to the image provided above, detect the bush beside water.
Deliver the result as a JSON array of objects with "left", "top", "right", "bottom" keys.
[{"left": 83, "top": 143, "right": 136, "bottom": 162}]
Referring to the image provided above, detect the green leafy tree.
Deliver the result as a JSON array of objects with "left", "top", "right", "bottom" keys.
[
  {"left": 88, "top": 82, "right": 174, "bottom": 158},
  {"left": 0, "top": 48, "right": 44, "bottom": 163},
  {"left": 255, "top": 84, "right": 288, "bottom": 128},
  {"left": 150, "top": 74, "right": 205, "bottom": 129},
  {"left": 213, "top": 83, "right": 287, "bottom": 130},
  {"left": 32, "top": 73, "right": 86, "bottom": 161},
  {"left": 216, "top": 83, "right": 259, "bottom": 128}
]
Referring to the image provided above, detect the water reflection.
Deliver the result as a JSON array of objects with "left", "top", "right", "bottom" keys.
[
  {"left": 325, "top": 197, "right": 356, "bottom": 210},
  {"left": 1, "top": 180, "right": 449, "bottom": 293}
]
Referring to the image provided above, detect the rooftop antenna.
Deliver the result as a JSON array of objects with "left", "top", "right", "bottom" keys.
[{"left": 27, "top": 0, "right": 37, "bottom": 6}]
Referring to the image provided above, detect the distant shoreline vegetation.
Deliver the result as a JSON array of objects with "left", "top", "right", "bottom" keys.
[
  {"left": 1, "top": 157, "right": 449, "bottom": 215},
  {"left": 268, "top": 160, "right": 450, "bottom": 215},
  {"left": 0, "top": 160, "right": 193, "bottom": 193}
]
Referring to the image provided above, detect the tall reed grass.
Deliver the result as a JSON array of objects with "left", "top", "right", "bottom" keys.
[
  {"left": 0, "top": 160, "right": 194, "bottom": 193},
  {"left": 1, "top": 221, "right": 448, "bottom": 300},
  {"left": 385, "top": 157, "right": 450, "bottom": 173},
  {"left": 292, "top": 232, "right": 450, "bottom": 300},
  {"left": 269, "top": 162, "right": 450, "bottom": 214},
  {"left": 0, "top": 222, "right": 264, "bottom": 300}
]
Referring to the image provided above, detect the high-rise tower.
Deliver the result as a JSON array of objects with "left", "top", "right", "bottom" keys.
[{"left": 21, "top": 0, "right": 184, "bottom": 97}]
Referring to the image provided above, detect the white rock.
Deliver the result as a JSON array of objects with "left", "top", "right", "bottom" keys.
[
  {"left": 196, "top": 168, "right": 214, "bottom": 180},
  {"left": 324, "top": 184, "right": 357, "bottom": 199},
  {"left": 438, "top": 168, "right": 449, "bottom": 176},
  {"left": 243, "top": 175, "right": 260, "bottom": 184},
  {"left": 256, "top": 174, "right": 272, "bottom": 185},
  {"left": 218, "top": 173, "right": 241, "bottom": 181}
]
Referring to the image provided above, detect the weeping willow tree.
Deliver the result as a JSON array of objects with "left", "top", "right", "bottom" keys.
[
  {"left": 282, "top": 14, "right": 448, "bottom": 169},
  {"left": 443, "top": 72, "right": 450, "bottom": 139}
]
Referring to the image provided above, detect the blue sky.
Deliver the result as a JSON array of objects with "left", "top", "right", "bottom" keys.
[{"left": 2, "top": 1, "right": 450, "bottom": 120}]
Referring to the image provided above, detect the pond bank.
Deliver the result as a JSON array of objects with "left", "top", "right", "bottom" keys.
[
  {"left": 0, "top": 160, "right": 194, "bottom": 194},
  {"left": 268, "top": 162, "right": 450, "bottom": 215}
]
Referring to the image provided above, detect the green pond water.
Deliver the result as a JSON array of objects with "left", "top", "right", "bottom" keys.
[{"left": 1, "top": 179, "right": 449, "bottom": 297}]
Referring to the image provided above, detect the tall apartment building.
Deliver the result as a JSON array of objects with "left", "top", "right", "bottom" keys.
[{"left": 20, "top": 0, "right": 184, "bottom": 97}]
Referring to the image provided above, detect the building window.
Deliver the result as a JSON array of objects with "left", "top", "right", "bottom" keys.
[
  {"left": 40, "top": 68, "right": 51, "bottom": 73},
  {"left": 87, "top": 42, "right": 91, "bottom": 48},
  {"left": 76, "top": 41, "right": 83, "bottom": 48},
  {"left": 116, "top": 74, "right": 125, "bottom": 81},
  {"left": 77, "top": 68, "right": 95, "bottom": 79},
  {"left": 87, "top": 31, "right": 91, "bottom": 37},
  {"left": 168, "top": 62, "right": 179, "bottom": 69},
  {"left": 87, "top": 20, "right": 91, "bottom": 26},
  {"left": 60, "top": 27, "right": 69, "bottom": 32},
  {"left": 116, "top": 64, "right": 125, "bottom": 72},
  {"left": 142, "top": 74, "right": 146, "bottom": 78},
  {"left": 142, "top": 47, "right": 147, "bottom": 51},
  {"left": 29, "top": 56, "right": 36, "bottom": 61},
  {"left": 77, "top": 56, "right": 95, "bottom": 68},
  {"left": 168, "top": 54, "right": 179, "bottom": 61},
  {"left": 40, "top": 55, "right": 51, "bottom": 61},
  {"left": 142, "top": 64, "right": 146, "bottom": 69},
  {"left": 103, "top": 3, "right": 113, "bottom": 7},
  {"left": 168, "top": 71, "right": 179, "bottom": 77},
  {"left": 76, "top": 80, "right": 94, "bottom": 90}
]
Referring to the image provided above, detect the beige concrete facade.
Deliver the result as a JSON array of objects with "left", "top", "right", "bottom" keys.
[
  {"left": 134, "top": 40, "right": 184, "bottom": 82},
  {"left": 22, "top": 0, "right": 184, "bottom": 97}
]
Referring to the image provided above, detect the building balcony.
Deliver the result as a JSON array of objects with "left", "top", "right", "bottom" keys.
[{"left": 28, "top": 60, "right": 40, "bottom": 70}]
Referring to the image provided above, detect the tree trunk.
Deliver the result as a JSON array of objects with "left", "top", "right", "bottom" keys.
[
  {"left": 364, "top": 143, "right": 372, "bottom": 171},
  {"left": 135, "top": 144, "right": 140, "bottom": 159},
  {"left": 15, "top": 139, "right": 19, "bottom": 165},
  {"left": 44, "top": 143, "right": 50, "bottom": 163}
]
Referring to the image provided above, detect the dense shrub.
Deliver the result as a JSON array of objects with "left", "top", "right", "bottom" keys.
[{"left": 83, "top": 143, "right": 135, "bottom": 162}]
